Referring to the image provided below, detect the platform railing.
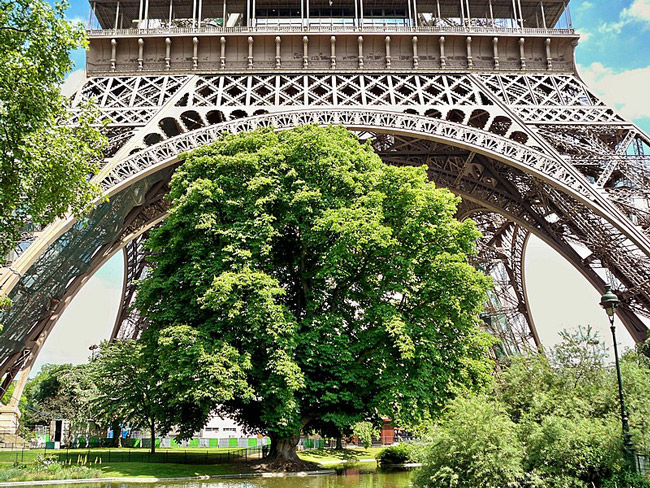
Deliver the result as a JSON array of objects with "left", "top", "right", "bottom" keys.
[{"left": 87, "top": 24, "right": 575, "bottom": 37}]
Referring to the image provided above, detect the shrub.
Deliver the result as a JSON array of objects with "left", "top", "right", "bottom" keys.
[
  {"left": 377, "top": 442, "right": 425, "bottom": 465},
  {"left": 413, "top": 394, "right": 524, "bottom": 488},
  {"left": 602, "top": 471, "right": 650, "bottom": 488},
  {"left": 523, "top": 415, "right": 623, "bottom": 485}
]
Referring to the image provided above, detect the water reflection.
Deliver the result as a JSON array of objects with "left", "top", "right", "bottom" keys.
[{"left": 39, "top": 467, "right": 412, "bottom": 488}]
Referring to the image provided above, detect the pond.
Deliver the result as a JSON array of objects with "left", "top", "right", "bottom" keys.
[{"left": 38, "top": 466, "right": 413, "bottom": 488}]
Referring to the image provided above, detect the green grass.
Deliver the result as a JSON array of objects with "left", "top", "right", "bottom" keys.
[
  {"left": 297, "top": 447, "right": 382, "bottom": 464},
  {"left": 97, "top": 462, "right": 250, "bottom": 478},
  {"left": 0, "top": 447, "right": 381, "bottom": 481}
]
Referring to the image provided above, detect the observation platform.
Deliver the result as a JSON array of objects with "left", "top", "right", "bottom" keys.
[{"left": 85, "top": 0, "right": 578, "bottom": 74}]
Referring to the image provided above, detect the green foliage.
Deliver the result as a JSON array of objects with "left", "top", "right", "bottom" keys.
[
  {"left": 136, "top": 125, "right": 493, "bottom": 454},
  {"left": 0, "top": 0, "right": 107, "bottom": 258},
  {"left": 602, "top": 471, "right": 650, "bottom": 488},
  {"left": 87, "top": 340, "right": 160, "bottom": 450},
  {"left": 351, "top": 421, "right": 379, "bottom": 449},
  {"left": 523, "top": 415, "right": 623, "bottom": 485},
  {"left": 21, "top": 363, "right": 95, "bottom": 441},
  {"left": 413, "top": 394, "right": 525, "bottom": 488},
  {"left": 413, "top": 327, "right": 650, "bottom": 488},
  {"left": 377, "top": 442, "right": 425, "bottom": 464}
]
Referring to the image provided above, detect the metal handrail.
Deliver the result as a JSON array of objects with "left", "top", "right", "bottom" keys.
[{"left": 87, "top": 25, "right": 575, "bottom": 37}]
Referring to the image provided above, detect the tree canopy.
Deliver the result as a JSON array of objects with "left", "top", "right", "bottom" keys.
[
  {"left": 0, "top": 0, "right": 106, "bottom": 260},
  {"left": 136, "top": 125, "right": 494, "bottom": 461}
]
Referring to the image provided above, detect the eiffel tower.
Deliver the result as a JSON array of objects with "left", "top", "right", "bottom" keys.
[{"left": 1, "top": 0, "right": 650, "bottom": 430}]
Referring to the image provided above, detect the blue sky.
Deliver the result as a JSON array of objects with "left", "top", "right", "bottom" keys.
[{"left": 33, "top": 0, "right": 648, "bottom": 372}]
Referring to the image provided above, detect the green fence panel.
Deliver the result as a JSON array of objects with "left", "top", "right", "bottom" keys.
[
  {"left": 89, "top": 437, "right": 100, "bottom": 448},
  {"left": 248, "top": 438, "right": 257, "bottom": 447},
  {"left": 304, "top": 439, "right": 314, "bottom": 448},
  {"left": 228, "top": 438, "right": 238, "bottom": 448},
  {"left": 45, "top": 441, "right": 55, "bottom": 449},
  {"left": 209, "top": 438, "right": 219, "bottom": 448},
  {"left": 133, "top": 439, "right": 141, "bottom": 448},
  {"left": 155, "top": 439, "right": 161, "bottom": 448},
  {"left": 170, "top": 438, "right": 179, "bottom": 448},
  {"left": 189, "top": 438, "right": 199, "bottom": 447}
]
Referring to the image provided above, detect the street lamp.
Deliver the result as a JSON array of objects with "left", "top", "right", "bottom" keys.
[{"left": 599, "top": 285, "right": 637, "bottom": 472}]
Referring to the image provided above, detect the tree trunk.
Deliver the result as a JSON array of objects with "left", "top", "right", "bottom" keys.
[
  {"left": 266, "top": 433, "right": 300, "bottom": 462},
  {"left": 150, "top": 420, "right": 156, "bottom": 454},
  {"left": 111, "top": 421, "right": 122, "bottom": 448},
  {"left": 336, "top": 437, "right": 343, "bottom": 450}
]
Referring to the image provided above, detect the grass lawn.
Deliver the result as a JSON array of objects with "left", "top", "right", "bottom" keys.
[
  {"left": 97, "top": 461, "right": 250, "bottom": 478},
  {"left": 0, "top": 447, "right": 383, "bottom": 481}
]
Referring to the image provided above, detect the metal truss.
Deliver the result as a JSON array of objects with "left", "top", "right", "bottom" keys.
[{"left": 3, "top": 68, "right": 650, "bottom": 387}]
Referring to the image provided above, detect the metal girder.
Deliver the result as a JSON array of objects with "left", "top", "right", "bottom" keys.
[{"left": 3, "top": 68, "right": 650, "bottom": 391}]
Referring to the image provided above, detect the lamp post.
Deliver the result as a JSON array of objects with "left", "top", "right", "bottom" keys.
[{"left": 599, "top": 285, "right": 637, "bottom": 472}]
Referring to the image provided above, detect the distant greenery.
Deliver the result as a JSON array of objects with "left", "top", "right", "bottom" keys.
[
  {"left": 413, "top": 327, "right": 650, "bottom": 488},
  {"left": 19, "top": 363, "right": 96, "bottom": 443}
]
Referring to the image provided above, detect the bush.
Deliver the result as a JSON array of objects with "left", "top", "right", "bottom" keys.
[
  {"left": 523, "top": 415, "right": 623, "bottom": 485},
  {"left": 377, "top": 442, "right": 425, "bottom": 465},
  {"left": 602, "top": 471, "right": 650, "bottom": 488},
  {"left": 413, "top": 394, "right": 525, "bottom": 488}
]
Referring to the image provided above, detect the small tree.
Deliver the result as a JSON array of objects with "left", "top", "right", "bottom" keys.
[
  {"left": 352, "top": 421, "right": 379, "bottom": 448},
  {"left": 89, "top": 333, "right": 251, "bottom": 454},
  {"left": 88, "top": 340, "right": 165, "bottom": 453}
]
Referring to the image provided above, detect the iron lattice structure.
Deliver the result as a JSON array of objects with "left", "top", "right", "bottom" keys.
[{"left": 1, "top": 0, "right": 650, "bottom": 402}]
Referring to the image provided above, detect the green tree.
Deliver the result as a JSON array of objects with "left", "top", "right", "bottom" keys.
[
  {"left": 89, "top": 334, "right": 251, "bottom": 454},
  {"left": 21, "top": 363, "right": 95, "bottom": 444},
  {"left": 136, "top": 126, "right": 494, "bottom": 463},
  {"left": 352, "top": 421, "right": 379, "bottom": 449},
  {"left": 0, "top": 0, "right": 106, "bottom": 261}
]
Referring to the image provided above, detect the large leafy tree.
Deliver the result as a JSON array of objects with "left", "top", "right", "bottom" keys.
[
  {"left": 136, "top": 126, "right": 494, "bottom": 462},
  {"left": 0, "top": 0, "right": 106, "bottom": 261}
]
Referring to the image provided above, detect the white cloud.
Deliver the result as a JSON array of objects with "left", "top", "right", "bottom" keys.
[
  {"left": 578, "top": 62, "right": 650, "bottom": 121},
  {"left": 596, "top": 0, "right": 650, "bottom": 34},
  {"left": 622, "top": 0, "right": 650, "bottom": 23},
  {"left": 577, "top": 1, "right": 594, "bottom": 11}
]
